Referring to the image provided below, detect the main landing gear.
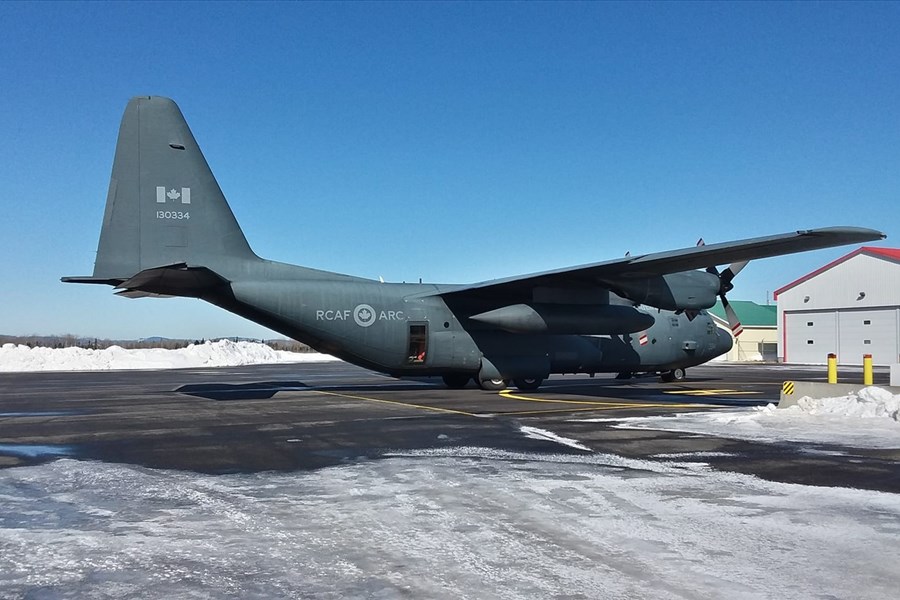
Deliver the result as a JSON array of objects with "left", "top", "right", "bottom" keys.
[
  {"left": 512, "top": 377, "right": 543, "bottom": 391},
  {"left": 659, "top": 368, "right": 686, "bottom": 383},
  {"left": 477, "top": 377, "right": 507, "bottom": 391},
  {"left": 446, "top": 373, "right": 545, "bottom": 391}
]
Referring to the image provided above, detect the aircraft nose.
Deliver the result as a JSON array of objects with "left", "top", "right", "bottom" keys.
[{"left": 714, "top": 327, "right": 733, "bottom": 357}]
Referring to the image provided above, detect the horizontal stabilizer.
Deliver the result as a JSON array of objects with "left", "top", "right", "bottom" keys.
[
  {"left": 65, "top": 263, "right": 230, "bottom": 300},
  {"left": 114, "top": 263, "right": 230, "bottom": 299},
  {"left": 61, "top": 276, "right": 126, "bottom": 286}
]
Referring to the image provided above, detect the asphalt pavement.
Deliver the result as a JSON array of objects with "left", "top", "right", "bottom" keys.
[{"left": 1, "top": 362, "right": 898, "bottom": 492}]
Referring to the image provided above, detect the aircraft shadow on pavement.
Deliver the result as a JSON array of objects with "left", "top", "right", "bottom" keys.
[
  {"left": 176, "top": 380, "right": 444, "bottom": 400},
  {"left": 176, "top": 381, "right": 310, "bottom": 401}
]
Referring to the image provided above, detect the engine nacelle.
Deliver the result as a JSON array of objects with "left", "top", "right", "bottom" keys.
[
  {"left": 601, "top": 271, "right": 720, "bottom": 311},
  {"left": 469, "top": 303, "right": 655, "bottom": 334}
]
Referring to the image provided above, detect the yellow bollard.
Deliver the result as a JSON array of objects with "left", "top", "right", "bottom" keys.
[
  {"left": 863, "top": 354, "right": 873, "bottom": 385},
  {"left": 827, "top": 353, "right": 838, "bottom": 384}
]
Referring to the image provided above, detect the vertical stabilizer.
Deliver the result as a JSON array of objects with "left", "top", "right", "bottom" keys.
[{"left": 92, "top": 96, "right": 256, "bottom": 279}]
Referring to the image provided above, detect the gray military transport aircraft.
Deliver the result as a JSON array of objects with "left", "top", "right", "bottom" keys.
[{"left": 63, "top": 97, "right": 885, "bottom": 390}]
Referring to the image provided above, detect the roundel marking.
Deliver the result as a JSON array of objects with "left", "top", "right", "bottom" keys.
[{"left": 354, "top": 304, "right": 377, "bottom": 327}]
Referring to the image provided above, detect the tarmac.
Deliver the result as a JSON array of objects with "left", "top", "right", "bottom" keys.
[{"left": 1, "top": 362, "right": 898, "bottom": 492}]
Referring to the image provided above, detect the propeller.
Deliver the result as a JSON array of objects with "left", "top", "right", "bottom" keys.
[
  {"left": 695, "top": 236, "right": 747, "bottom": 335},
  {"left": 709, "top": 260, "right": 748, "bottom": 337}
]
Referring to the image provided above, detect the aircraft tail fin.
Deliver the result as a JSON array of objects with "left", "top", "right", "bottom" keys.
[{"left": 86, "top": 96, "right": 257, "bottom": 282}]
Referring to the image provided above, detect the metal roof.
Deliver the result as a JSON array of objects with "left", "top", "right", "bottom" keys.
[
  {"left": 709, "top": 300, "right": 776, "bottom": 327},
  {"left": 773, "top": 246, "right": 900, "bottom": 299}
]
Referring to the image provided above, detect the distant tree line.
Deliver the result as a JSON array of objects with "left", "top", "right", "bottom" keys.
[{"left": 0, "top": 334, "right": 314, "bottom": 353}]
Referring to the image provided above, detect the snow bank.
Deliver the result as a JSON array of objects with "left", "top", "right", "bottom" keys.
[
  {"left": 781, "top": 386, "right": 900, "bottom": 421},
  {"left": 583, "top": 387, "right": 900, "bottom": 449},
  {"left": 0, "top": 340, "right": 340, "bottom": 372}
]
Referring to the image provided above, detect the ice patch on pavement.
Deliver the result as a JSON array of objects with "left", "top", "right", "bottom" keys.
[
  {"left": 1, "top": 456, "right": 899, "bottom": 599},
  {"left": 0, "top": 340, "right": 340, "bottom": 372},
  {"left": 518, "top": 425, "right": 592, "bottom": 451},
  {"left": 581, "top": 387, "right": 900, "bottom": 449},
  {"left": 650, "top": 452, "right": 738, "bottom": 459},
  {"left": 0, "top": 444, "right": 74, "bottom": 458}
]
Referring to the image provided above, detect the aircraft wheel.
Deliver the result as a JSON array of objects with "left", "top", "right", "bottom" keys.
[
  {"left": 514, "top": 377, "right": 543, "bottom": 391},
  {"left": 659, "top": 368, "right": 686, "bottom": 383},
  {"left": 477, "top": 377, "right": 508, "bottom": 391},
  {"left": 615, "top": 371, "right": 633, "bottom": 380},
  {"left": 442, "top": 374, "right": 471, "bottom": 389}
]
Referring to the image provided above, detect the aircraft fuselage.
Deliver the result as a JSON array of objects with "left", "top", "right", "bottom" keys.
[{"left": 205, "top": 259, "right": 730, "bottom": 380}]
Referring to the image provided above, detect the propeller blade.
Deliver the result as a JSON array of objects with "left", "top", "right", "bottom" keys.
[
  {"left": 722, "top": 297, "right": 744, "bottom": 337},
  {"left": 728, "top": 260, "right": 749, "bottom": 277},
  {"left": 721, "top": 260, "right": 749, "bottom": 282},
  {"left": 718, "top": 260, "right": 750, "bottom": 295}
]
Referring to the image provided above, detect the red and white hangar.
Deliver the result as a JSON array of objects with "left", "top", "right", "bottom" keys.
[{"left": 775, "top": 247, "right": 900, "bottom": 365}]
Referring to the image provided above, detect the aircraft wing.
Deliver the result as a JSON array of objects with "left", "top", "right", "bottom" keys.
[{"left": 437, "top": 226, "right": 885, "bottom": 299}]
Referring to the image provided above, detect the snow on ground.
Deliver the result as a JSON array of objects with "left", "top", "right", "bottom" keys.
[
  {"left": 0, "top": 340, "right": 340, "bottom": 372},
  {"left": 519, "top": 425, "right": 593, "bottom": 451},
  {"left": 1, "top": 452, "right": 898, "bottom": 599},
  {"left": 583, "top": 386, "right": 900, "bottom": 449}
]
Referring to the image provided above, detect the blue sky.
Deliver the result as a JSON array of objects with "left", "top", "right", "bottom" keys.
[{"left": 1, "top": 1, "right": 897, "bottom": 340}]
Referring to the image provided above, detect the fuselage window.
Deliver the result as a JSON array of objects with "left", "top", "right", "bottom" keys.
[{"left": 407, "top": 323, "right": 428, "bottom": 364}]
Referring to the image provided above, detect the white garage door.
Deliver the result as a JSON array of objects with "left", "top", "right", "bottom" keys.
[
  {"left": 838, "top": 309, "right": 899, "bottom": 365},
  {"left": 785, "top": 311, "right": 837, "bottom": 364}
]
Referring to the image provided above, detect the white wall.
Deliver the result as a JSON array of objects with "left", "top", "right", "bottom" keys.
[{"left": 777, "top": 253, "right": 900, "bottom": 364}]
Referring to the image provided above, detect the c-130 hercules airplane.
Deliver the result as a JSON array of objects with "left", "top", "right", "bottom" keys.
[{"left": 64, "top": 97, "right": 884, "bottom": 390}]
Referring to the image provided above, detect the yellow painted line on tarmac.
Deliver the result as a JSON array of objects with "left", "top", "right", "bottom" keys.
[
  {"left": 317, "top": 390, "right": 477, "bottom": 417},
  {"left": 663, "top": 389, "right": 762, "bottom": 396},
  {"left": 500, "top": 390, "right": 635, "bottom": 406},
  {"left": 498, "top": 390, "right": 713, "bottom": 410},
  {"left": 315, "top": 388, "right": 724, "bottom": 420}
]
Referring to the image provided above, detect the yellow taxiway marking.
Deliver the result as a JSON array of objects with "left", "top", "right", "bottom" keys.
[
  {"left": 500, "top": 390, "right": 635, "bottom": 406},
  {"left": 314, "top": 389, "right": 725, "bottom": 420},
  {"left": 317, "top": 390, "right": 477, "bottom": 417},
  {"left": 498, "top": 390, "right": 713, "bottom": 410},
  {"left": 663, "top": 389, "right": 762, "bottom": 396}
]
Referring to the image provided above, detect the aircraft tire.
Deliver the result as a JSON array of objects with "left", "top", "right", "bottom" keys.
[
  {"left": 615, "top": 371, "right": 633, "bottom": 380},
  {"left": 477, "top": 377, "right": 508, "bottom": 391},
  {"left": 442, "top": 374, "right": 471, "bottom": 389},
  {"left": 513, "top": 377, "right": 543, "bottom": 391},
  {"left": 659, "top": 368, "right": 686, "bottom": 383}
]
